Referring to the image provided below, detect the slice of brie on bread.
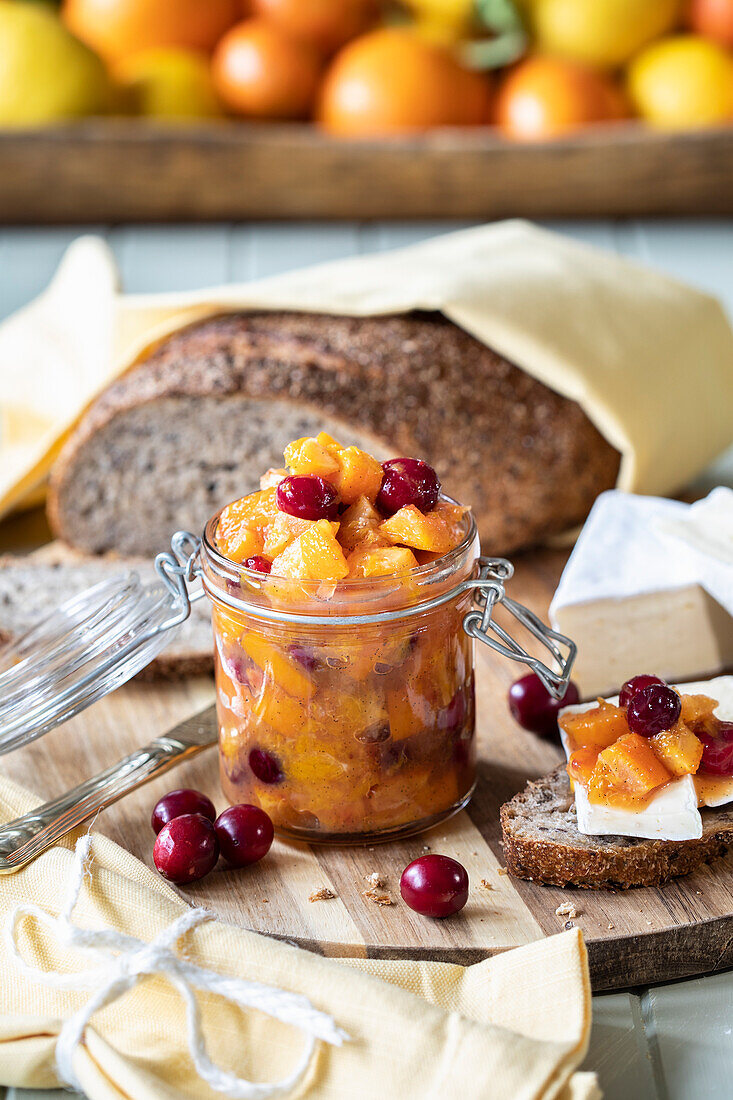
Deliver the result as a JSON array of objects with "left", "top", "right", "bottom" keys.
[{"left": 559, "top": 676, "right": 733, "bottom": 842}]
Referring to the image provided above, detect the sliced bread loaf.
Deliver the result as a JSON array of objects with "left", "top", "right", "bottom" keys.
[
  {"left": 47, "top": 311, "right": 620, "bottom": 558},
  {"left": 501, "top": 766, "right": 733, "bottom": 889},
  {"left": 0, "top": 545, "right": 212, "bottom": 680}
]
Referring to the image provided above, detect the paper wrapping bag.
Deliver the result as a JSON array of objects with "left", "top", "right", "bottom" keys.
[
  {"left": 1, "top": 221, "right": 732, "bottom": 521},
  {"left": 0, "top": 773, "right": 599, "bottom": 1100}
]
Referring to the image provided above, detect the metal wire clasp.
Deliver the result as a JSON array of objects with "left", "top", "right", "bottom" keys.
[
  {"left": 464, "top": 557, "right": 577, "bottom": 699},
  {"left": 154, "top": 530, "right": 205, "bottom": 630}
]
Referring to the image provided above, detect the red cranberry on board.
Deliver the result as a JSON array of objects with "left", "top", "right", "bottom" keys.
[
  {"left": 697, "top": 722, "right": 733, "bottom": 776},
  {"left": 508, "top": 673, "right": 580, "bottom": 738},
  {"left": 153, "top": 814, "right": 219, "bottom": 884},
  {"left": 619, "top": 674, "right": 666, "bottom": 708},
  {"left": 249, "top": 748, "right": 284, "bottom": 784},
  {"left": 626, "top": 683, "right": 681, "bottom": 737},
  {"left": 242, "top": 555, "right": 272, "bottom": 574},
  {"left": 215, "top": 804, "right": 274, "bottom": 867},
  {"left": 400, "top": 854, "right": 469, "bottom": 918},
  {"left": 151, "top": 788, "right": 216, "bottom": 834},
  {"left": 376, "top": 458, "right": 441, "bottom": 516},
  {"left": 277, "top": 475, "right": 340, "bottom": 520}
]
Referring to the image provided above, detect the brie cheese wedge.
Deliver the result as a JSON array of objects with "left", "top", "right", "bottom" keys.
[{"left": 559, "top": 676, "right": 733, "bottom": 841}]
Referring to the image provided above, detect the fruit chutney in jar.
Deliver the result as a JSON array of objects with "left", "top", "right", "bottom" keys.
[{"left": 200, "top": 432, "right": 480, "bottom": 843}]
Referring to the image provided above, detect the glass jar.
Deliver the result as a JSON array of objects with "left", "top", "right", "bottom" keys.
[{"left": 200, "top": 505, "right": 481, "bottom": 843}]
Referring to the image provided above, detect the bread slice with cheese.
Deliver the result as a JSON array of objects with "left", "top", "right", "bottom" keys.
[
  {"left": 501, "top": 766, "right": 733, "bottom": 889},
  {"left": 0, "top": 544, "right": 212, "bottom": 680}
]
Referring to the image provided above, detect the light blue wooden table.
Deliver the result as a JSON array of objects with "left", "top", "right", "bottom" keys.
[{"left": 1, "top": 218, "right": 732, "bottom": 1100}]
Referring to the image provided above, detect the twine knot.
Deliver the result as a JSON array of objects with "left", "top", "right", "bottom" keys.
[{"left": 5, "top": 835, "right": 348, "bottom": 1098}]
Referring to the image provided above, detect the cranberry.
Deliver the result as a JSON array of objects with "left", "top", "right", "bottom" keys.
[
  {"left": 288, "top": 643, "right": 325, "bottom": 672},
  {"left": 697, "top": 722, "right": 733, "bottom": 776},
  {"left": 153, "top": 814, "right": 219, "bottom": 884},
  {"left": 249, "top": 748, "right": 284, "bottom": 784},
  {"left": 215, "top": 804, "right": 274, "bottom": 866},
  {"left": 508, "top": 673, "right": 580, "bottom": 738},
  {"left": 242, "top": 555, "right": 271, "bottom": 574},
  {"left": 400, "top": 854, "right": 469, "bottom": 918},
  {"left": 627, "top": 683, "right": 681, "bottom": 737},
  {"left": 376, "top": 458, "right": 440, "bottom": 516},
  {"left": 438, "top": 688, "right": 468, "bottom": 734},
  {"left": 151, "top": 788, "right": 216, "bottom": 834},
  {"left": 277, "top": 476, "right": 340, "bottom": 520},
  {"left": 619, "top": 674, "right": 666, "bottom": 708}
]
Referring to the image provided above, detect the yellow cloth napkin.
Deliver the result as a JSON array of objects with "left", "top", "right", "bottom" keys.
[
  {"left": 0, "top": 773, "right": 599, "bottom": 1100},
  {"left": 1, "top": 220, "right": 732, "bottom": 521}
]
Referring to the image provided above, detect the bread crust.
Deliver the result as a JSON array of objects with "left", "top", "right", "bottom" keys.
[
  {"left": 501, "top": 766, "right": 733, "bottom": 889},
  {"left": 48, "top": 311, "right": 620, "bottom": 556}
]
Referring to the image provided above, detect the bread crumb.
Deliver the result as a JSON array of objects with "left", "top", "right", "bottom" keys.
[
  {"left": 564, "top": 920, "right": 574, "bottom": 931},
  {"left": 480, "top": 878, "right": 493, "bottom": 890},
  {"left": 646, "top": 920, "right": 652, "bottom": 926},
  {"left": 366, "top": 872, "right": 384, "bottom": 889},
  {"left": 422, "top": 845, "right": 431, "bottom": 851},
  {"left": 555, "top": 902, "right": 579, "bottom": 920},
  {"left": 497, "top": 867, "right": 508, "bottom": 876},
  {"left": 362, "top": 888, "right": 394, "bottom": 907},
  {"left": 309, "top": 888, "right": 336, "bottom": 902},
  {"left": 607, "top": 923, "right": 615, "bottom": 931}
]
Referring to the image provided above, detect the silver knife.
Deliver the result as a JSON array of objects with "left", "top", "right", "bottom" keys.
[{"left": 0, "top": 704, "right": 218, "bottom": 874}]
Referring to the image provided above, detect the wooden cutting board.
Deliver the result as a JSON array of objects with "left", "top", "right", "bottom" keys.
[{"left": 2, "top": 546, "right": 732, "bottom": 992}]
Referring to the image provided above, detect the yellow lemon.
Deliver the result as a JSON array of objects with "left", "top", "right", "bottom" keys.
[
  {"left": 628, "top": 35, "right": 733, "bottom": 128},
  {"left": 532, "top": 0, "right": 681, "bottom": 68},
  {"left": 0, "top": 1, "right": 110, "bottom": 126},
  {"left": 114, "top": 48, "right": 223, "bottom": 119}
]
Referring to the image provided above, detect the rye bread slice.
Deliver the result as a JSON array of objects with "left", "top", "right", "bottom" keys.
[
  {"left": 501, "top": 766, "right": 733, "bottom": 889},
  {"left": 47, "top": 311, "right": 620, "bottom": 558},
  {"left": 0, "top": 545, "right": 212, "bottom": 681}
]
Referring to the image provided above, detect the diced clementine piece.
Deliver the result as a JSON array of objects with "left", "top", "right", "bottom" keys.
[
  {"left": 272, "top": 520, "right": 349, "bottom": 581},
  {"left": 559, "top": 699, "right": 630, "bottom": 750},
  {"left": 240, "top": 632, "right": 313, "bottom": 700},
  {"left": 222, "top": 524, "right": 263, "bottom": 564},
  {"left": 380, "top": 505, "right": 455, "bottom": 554},
  {"left": 651, "top": 725, "right": 704, "bottom": 777},
  {"left": 387, "top": 689, "right": 430, "bottom": 741},
  {"left": 218, "top": 488, "right": 279, "bottom": 541},
  {"left": 590, "top": 733, "right": 671, "bottom": 801},
  {"left": 284, "top": 436, "right": 340, "bottom": 479},
  {"left": 680, "top": 694, "right": 718, "bottom": 728},
  {"left": 252, "top": 687, "right": 308, "bottom": 737},
  {"left": 567, "top": 748, "right": 597, "bottom": 787},
  {"left": 315, "top": 430, "right": 341, "bottom": 453},
  {"left": 331, "top": 446, "right": 383, "bottom": 505},
  {"left": 260, "top": 467, "right": 287, "bottom": 490},
  {"left": 431, "top": 500, "right": 470, "bottom": 544},
  {"left": 262, "top": 512, "right": 312, "bottom": 558},
  {"left": 339, "top": 495, "right": 383, "bottom": 549},
  {"left": 348, "top": 546, "right": 419, "bottom": 578}
]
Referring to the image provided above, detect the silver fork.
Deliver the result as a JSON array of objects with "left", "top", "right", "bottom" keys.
[{"left": 0, "top": 704, "right": 217, "bottom": 874}]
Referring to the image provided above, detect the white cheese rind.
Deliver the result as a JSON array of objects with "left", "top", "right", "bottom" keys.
[
  {"left": 559, "top": 676, "right": 733, "bottom": 839},
  {"left": 574, "top": 775, "right": 702, "bottom": 841}
]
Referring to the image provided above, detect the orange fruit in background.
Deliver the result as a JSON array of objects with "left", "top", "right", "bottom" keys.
[
  {"left": 317, "top": 28, "right": 492, "bottom": 136},
  {"left": 251, "top": 0, "right": 378, "bottom": 56},
  {"left": 495, "top": 56, "right": 626, "bottom": 140},
  {"left": 686, "top": 0, "right": 733, "bottom": 45},
  {"left": 62, "top": 0, "right": 240, "bottom": 64},
  {"left": 212, "top": 18, "right": 322, "bottom": 119}
]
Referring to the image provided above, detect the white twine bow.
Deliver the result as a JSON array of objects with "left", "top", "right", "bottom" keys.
[{"left": 5, "top": 835, "right": 348, "bottom": 1099}]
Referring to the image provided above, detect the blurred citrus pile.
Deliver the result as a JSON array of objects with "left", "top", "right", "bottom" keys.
[{"left": 0, "top": 0, "right": 731, "bottom": 136}]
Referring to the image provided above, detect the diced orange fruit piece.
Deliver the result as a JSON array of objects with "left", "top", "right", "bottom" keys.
[
  {"left": 284, "top": 436, "right": 340, "bottom": 479},
  {"left": 222, "top": 524, "right": 263, "bottom": 564},
  {"left": 348, "top": 545, "right": 419, "bottom": 578},
  {"left": 339, "top": 495, "right": 384, "bottom": 549},
  {"left": 589, "top": 733, "right": 671, "bottom": 802},
  {"left": 218, "top": 488, "right": 279, "bottom": 540},
  {"left": 271, "top": 519, "right": 349, "bottom": 581},
  {"left": 262, "top": 512, "right": 313, "bottom": 558},
  {"left": 651, "top": 725, "right": 704, "bottom": 777},
  {"left": 567, "top": 747, "right": 597, "bottom": 787},
  {"left": 252, "top": 687, "right": 308, "bottom": 736},
  {"left": 559, "top": 699, "right": 630, "bottom": 750},
  {"left": 380, "top": 505, "right": 454, "bottom": 554},
  {"left": 240, "top": 632, "right": 313, "bottom": 700},
  {"left": 331, "top": 446, "right": 383, "bottom": 505},
  {"left": 260, "top": 467, "right": 287, "bottom": 490},
  {"left": 680, "top": 694, "right": 718, "bottom": 728}
]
